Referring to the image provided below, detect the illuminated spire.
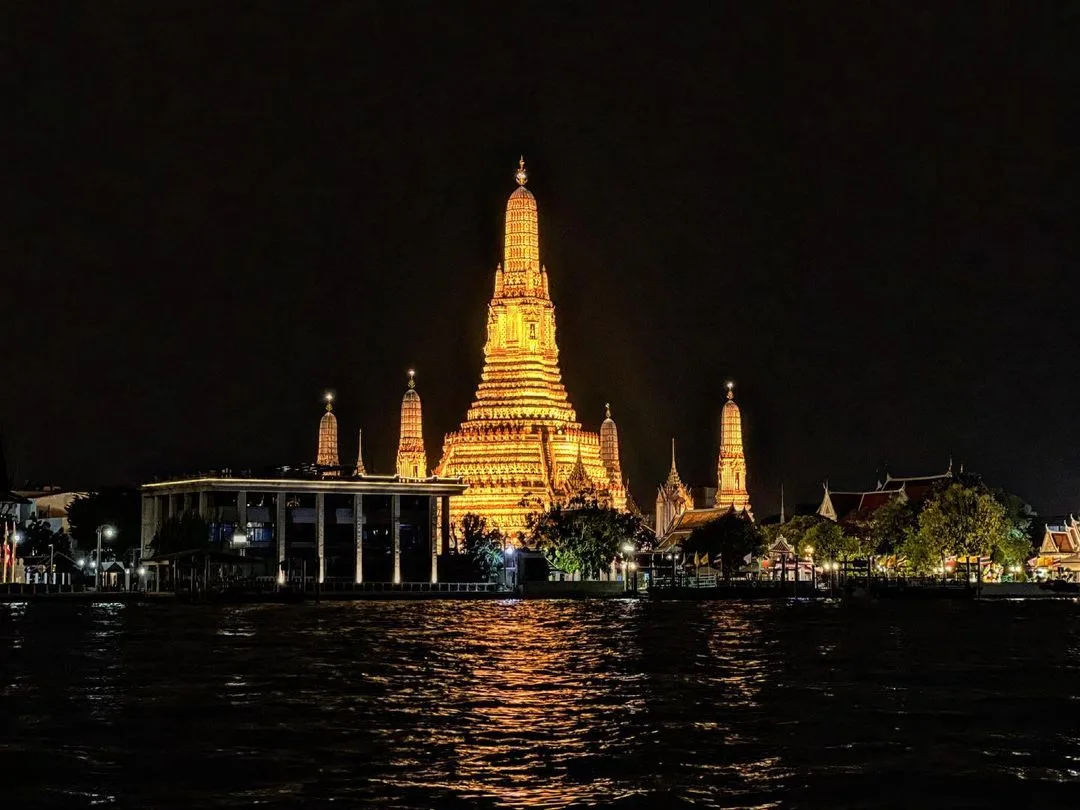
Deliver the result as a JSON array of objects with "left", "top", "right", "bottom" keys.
[
  {"left": 396, "top": 370, "right": 427, "bottom": 479},
  {"left": 434, "top": 161, "right": 626, "bottom": 538},
  {"left": 666, "top": 438, "right": 685, "bottom": 488},
  {"left": 716, "top": 381, "right": 751, "bottom": 514},
  {"left": 501, "top": 156, "right": 542, "bottom": 296},
  {"left": 600, "top": 403, "right": 622, "bottom": 482},
  {"left": 316, "top": 392, "right": 340, "bottom": 473},
  {"left": 355, "top": 428, "right": 367, "bottom": 476}
]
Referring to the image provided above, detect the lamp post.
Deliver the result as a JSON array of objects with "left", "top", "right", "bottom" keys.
[
  {"left": 48, "top": 542, "right": 55, "bottom": 586},
  {"left": 231, "top": 526, "right": 249, "bottom": 557},
  {"left": 503, "top": 545, "right": 516, "bottom": 591},
  {"left": 95, "top": 524, "right": 116, "bottom": 591},
  {"left": 9, "top": 530, "right": 24, "bottom": 584},
  {"left": 806, "top": 545, "right": 816, "bottom": 596}
]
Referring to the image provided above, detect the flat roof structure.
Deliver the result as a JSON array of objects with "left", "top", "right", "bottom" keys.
[{"left": 141, "top": 471, "right": 467, "bottom": 585}]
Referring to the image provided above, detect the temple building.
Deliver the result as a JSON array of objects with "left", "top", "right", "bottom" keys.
[
  {"left": 396, "top": 371, "right": 427, "bottom": 480},
  {"left": 315, "top": 393, "right": 340, "bottom": 473},
  {"left": 715, "top": 382, "right": 751, "bottom": 512},
  {"left": 817, "top": 465, "right": 952, "bottom": 526},
  {"left": 655, "top": 441, "right": 694, "bottom": 537},
  {"left": 435, "top": 159, "right": 626, "bottom": 538},
  {"left": 655, "top": 384, "right": 753, "bottom": 548}
]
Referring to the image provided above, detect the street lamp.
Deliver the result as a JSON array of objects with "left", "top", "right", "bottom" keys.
[
  {"left": 95, "top": 524, "right": 116, "bottom": 591},
  {"left": 231, "top": 526, "right": 249, "bottom": 557}
]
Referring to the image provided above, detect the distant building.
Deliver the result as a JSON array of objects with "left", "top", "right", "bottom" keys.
[
  {"left": 1036, "top": 517, "right": 1080, "bottom": 579},
  {"left": 817, "top": 466, "right": 953, "bottom": 525},
  {"left": 654, "top": 383, "right": 753, "bottom": 549},
  {"left": 12, "top": 487, "right": 87, "bottom": 533}
]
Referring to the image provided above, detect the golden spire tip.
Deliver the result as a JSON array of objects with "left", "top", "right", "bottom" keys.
[
  {"left": 515, "top": 155, "right": 528, "bottom": 186},
  {"left": 726, "top": 381, "right": 735, "bottom": 400},
  {"left": 605, "top": 402, "right": 612, "bottom": 419},
  {"left": 324, "top": 391, "right": 334, "bottom": 411},
  {"left": 407, "top": 369, "right": 416, "bottom": 390}
]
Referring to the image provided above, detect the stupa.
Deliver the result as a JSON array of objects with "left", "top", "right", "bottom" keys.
[{"left": 436, "top": 158, "right": 626, "bottom": 539}]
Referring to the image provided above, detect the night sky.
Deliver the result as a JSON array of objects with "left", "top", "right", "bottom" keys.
[{"left": 3, "top": 3, "right": 1076, "bottom": 516}]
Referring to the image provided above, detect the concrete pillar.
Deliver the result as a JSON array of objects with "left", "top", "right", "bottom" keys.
[
  {"left": 429, "top": 495, "right": 439, "bottom": 584},
  {"left": 166, "top": 494, "right": 176, "bottom": 520},
  {"left": 275, "top": 493, "right": 287, "bottom": 585},
  {"left": 140, "top": 495, "right": 156, "bottom": 557},
  {"left": 353, "top": 494, "right": 364, "bottom": 584},
  {"left": 236, "top": 491, "right": 247, "bottom": 535},
  {"left": 441, "top": 495, "right": 451, "bottom": 554},
  {"left": 197, "top": 491, "right": 208, "bottom": 519},
  {"left": 182, "top": 492, "right": 193, "bottom": 513},
  {"left": 315, "top": 492, "right": 325, "bottom": 584},
  {"left": 392, "top": 494, "right": 401, "bottom": 584}
]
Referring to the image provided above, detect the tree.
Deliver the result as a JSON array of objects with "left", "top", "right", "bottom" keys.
[
  {"left": 684, "top": 511, "right": 765, "bottom": 581},
  {"left": 527, "top": 498, "right": 632, "bottom": 579},
  {"left": 152, "top": 512, "right": 210, "bottom": 556},
  {"left": 912, "top": 482, "right": 1009, "bottom": 575},
  {"left": 870, "top": 497, "right": 918, "bottom": 558},
  {"left": 17, "top": 519, "right": 69, "bottom": 559},
  {"left": 67, "top": 488, "right": 142, "bottom": 556},
  {"left": 763, "top": 514, "right": 822, "bottom": 557},
  {"left": 459, "top": 512, "right": 506, "bottom": 581},
  {"left": 990, "top": 489, "right": 1035, "bottom": 571}
]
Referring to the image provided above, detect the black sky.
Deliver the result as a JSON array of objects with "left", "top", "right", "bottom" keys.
[{"left": 2, "top": 2, "right": 1077, "bottom": 515}]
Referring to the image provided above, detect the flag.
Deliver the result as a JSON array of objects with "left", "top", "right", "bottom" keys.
[{"left": 743, "top": 552, "right": 753, "bottom": 564}]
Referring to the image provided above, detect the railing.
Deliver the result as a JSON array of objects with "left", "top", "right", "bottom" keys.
[{"left": 301, "top": 580, "right": 505, "bottom": 594}]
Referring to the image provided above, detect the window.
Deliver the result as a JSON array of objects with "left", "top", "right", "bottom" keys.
[{"left": 529, "top": 322, "right": 537, "bottom": 339}]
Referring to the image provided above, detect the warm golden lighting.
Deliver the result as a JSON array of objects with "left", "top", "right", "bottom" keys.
[
  {"left": 316, "top": 392, "right": 340, "bottom": 473},
  {"left": 716, "top": 383, "right": 751, "bottom": 514},
  {"left": 435, "top": 159, "right": 626, "bottom": 537},
  {"left": 397, "top": 371, "right": 427, "bottom": 479}
]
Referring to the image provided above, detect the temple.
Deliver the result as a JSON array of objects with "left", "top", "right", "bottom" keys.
[
  {"left": 655, "top": 440, "right": 693, "bottom": 537},
  {"left": 435, "top": 159, "right": 626, "bottom": 538},
  {"left": 396, "top": 371, "right": 427, "bottom": 480},
  {"left": 655, "top": 384, "right": 754, "bottom": 547},
  {"left": 715, "top": 382, "right": 751, "bottom": 512},
  {"left": 316, "top": 393, "right": 340, "bottom": 473}
]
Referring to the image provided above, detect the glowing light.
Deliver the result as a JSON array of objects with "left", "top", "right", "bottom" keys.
[
  {"left": 137, "top": 567, "right": 147, "bottom": 576},
  {"left": 76, "top": 558, "right": 86, "bottom": 568},
  {"left": 622, "top": 543, "right": 634, "bottom": 554},
  {"left": 102, "top": 525, "right": 116, "bottom": 539},
  {"left": 12, "top": 531, "right": 23, "bottom": 543},
  {"left": 434, "top": 160, "right": 626, "bottom": 536}
]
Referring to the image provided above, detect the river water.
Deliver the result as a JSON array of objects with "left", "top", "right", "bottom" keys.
[{"left": 1, "top": 599, "right": 1078, "bottom": 808}]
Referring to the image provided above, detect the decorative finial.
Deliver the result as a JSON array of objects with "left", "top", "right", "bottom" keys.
[
  {"left": 605, "top": 402, "right": 612, "bottom": 419},
  {"left": 324, "top": 391, "right": 334, "bottom": 411},
  {"left": 515, "top": 155, "right": 528, "bottom": 186},
  {"left": 726, "top": 380, "right": 735, "bottom": 401},
  {"left": 671, "top": 438, "right": 677, "bottom": 469},
  {"left": 407, "top": 369, "right": 416, "bottom": 390}
]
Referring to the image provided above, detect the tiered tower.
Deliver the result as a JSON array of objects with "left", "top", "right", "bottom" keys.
[
  {"left": 600, "top": 403, "right": 622, "bottom": 487},
  {"left": 316, "top": 393, "right": 340, "bottom": 474},
  {"left": 655, "top": 439, "right": 693, "bottom": 536},
  {"left": 435, "top": 159, "right": 626, "bottom": 538},
  {"left": 714, "top": 382, "right": 751, "bottom": 514},
  {"left": 355, "top": 429, "right": 367, "bottom": 476},
  {"left": 396, "top": 371, "right": 427, "bottom": 479}
]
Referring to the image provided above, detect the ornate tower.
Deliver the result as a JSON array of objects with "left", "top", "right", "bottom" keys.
[
  {"left": 316, "top": 393, "right": 340, "bottom": 473},
  {"left": 355, "top": 428, "right": 367, "bottom": 476},
  {"left": 396, "top": 370, "right": 427, "bottom": 479},
  {"left": 715, "top": 382, "right": 751, "bottom": 514},
  {"left": 656, "top": 439, "right": 693, "bottom": 536},
  {"left": 436, "top": 158, "right": 625, "bottom": 537},
  {"left": 600, "top": 403, "right": 623, "bottom": 486}
]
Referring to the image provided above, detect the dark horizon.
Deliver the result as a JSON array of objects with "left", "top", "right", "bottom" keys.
[{"left": 3, "top": 4, "right": 1074, "bottom": 515}]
